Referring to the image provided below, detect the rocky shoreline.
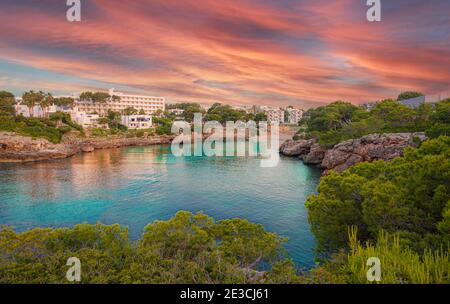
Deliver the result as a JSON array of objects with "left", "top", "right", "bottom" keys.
[
  {"left": 0, "top": 132, "right": 175, "bottom": 163},
  {"left": 280, "top": 132, "right": 427, "bottom": 174}
]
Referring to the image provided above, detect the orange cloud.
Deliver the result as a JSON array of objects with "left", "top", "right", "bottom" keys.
[{"left": 0, "top": 0, "right": 448, "bottom": 107}]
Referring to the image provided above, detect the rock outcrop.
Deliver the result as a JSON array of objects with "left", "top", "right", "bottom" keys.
[
  {"left": 321, "top": 132, "right": 427, "bottom": 173},
  {"left": 280, "top": 132, "right": 427, "bottom": 174},
  {"left": 301, "top": 144, "right": 327, "bottom": 165},
  {"left": 279, "top": 139, "right": 315, "bottom": 156},
  {"left": 0, "top": 132, "right": 175, "bottom": 163}
]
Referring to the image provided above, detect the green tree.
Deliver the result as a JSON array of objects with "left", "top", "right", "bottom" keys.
[
  {"left": 306, "top": 136, "right": 450, "bottom": 253},
  {"left": 0, "top": 91, "right": 16, "bottom": 114},
  {"left": 254, "top": 113, "right": 267, "bottom": 122},
  {"left": 53, "top": 97, "right": 75, "bottom": 108},
  {"left": 0, "top": 211, "right": 295, "bottom": 284},
  {"left": 22, "top": 90, "right": 45, "bottom": 117},
  {"left": 123, "top": 107, "right": 138, "bottom": 115},
  {"left": 397, "top": 91, "right": 424, "bottom": 101},
  {"left": 40, "top": 93, "right": 54, "bottom": 118}
]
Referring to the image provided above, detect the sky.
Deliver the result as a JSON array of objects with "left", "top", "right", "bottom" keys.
[{"left": 0, "top": 0, "right": 449, "bottom": 108}]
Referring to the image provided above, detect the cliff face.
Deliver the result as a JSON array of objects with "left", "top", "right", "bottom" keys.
[
  {"left": 0, "top": 132, "right": 175, "bottom": 163},
  {"left": 280, "top": 132, "right": 427, "bottom": 174}
]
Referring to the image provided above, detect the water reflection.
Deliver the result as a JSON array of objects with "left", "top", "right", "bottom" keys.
[{"left": 0, "top": 145, "right": 321, "bottom": 268}]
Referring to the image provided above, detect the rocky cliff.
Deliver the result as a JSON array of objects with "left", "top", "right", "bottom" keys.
[
  {"left": 0, "top": 132, "right": 175, "bottom": 163},
  {"left": 280, "top": 132, "right": 427, "bottom": 174}
]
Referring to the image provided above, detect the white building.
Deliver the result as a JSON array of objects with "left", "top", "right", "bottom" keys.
[
  {"left": 286, "top": 108, "right": 303, "bottom": 124},
  {"left": 14, "top": 104, "right": 70, "bottom": 118},
  {"left": 169, "top": 108, "right": 184, "bottom": 116},
  {"left": 265, "top": 108, "right": 285, "bottom": 124},
  {"left": 75, "top": 89, "right": 165, "bottom": 115},
  {"left": 70, "top": 110, "right": 103, "bottom": 128},
  {"left": 121, "top": 115, "right": 152, "bottom": 129}
]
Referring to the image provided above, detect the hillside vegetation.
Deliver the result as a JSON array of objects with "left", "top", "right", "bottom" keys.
[
  {"left": 297, "top": 98, "right": 450, "bottom": 147},
  {"left": 0, "top": 211, "right": 298, "bottom": 284}
]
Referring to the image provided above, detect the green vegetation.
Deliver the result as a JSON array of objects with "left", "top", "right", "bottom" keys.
[
  {"left": 0, "top": 90, "right": 82, "bottom": 143},
  {"left": 105, "top": 110, "right": 127, "bottom": 130},
  {"left": 53, "top": 97, "right": 75, "bottom": 108},
  {"left": 0, "top": 91, "right": 16, "bottom": 114},
  {"left": 0, "top": 211, "right": 298, "bottom": 284},
  {"left": 123, "top": 106, "right": 138, "bottom": 115},
  {"left": 0, "top": 113, "right": 62, "bottom": 143},
  {"left": 153, "top": 117, "right": 174, "bottom": 135},
  {"left": 397, "top": 91, "right": 424, "bottom": 101},
  {"left": 21, "top": 90, "right": 46, "bottom": 118},
  {"left": 167, "top": 102, "right": 205, "bottom": 122},
  {"left": 2, "top": 211, "right": 447, "bottom": 284},
  {"left": 298, "top": 98, "right": 450, "bottom": 147},
  {"left": 293, "top": 95, "right": 450, "bottom": 284},
  {"left": 0, "top": 111, "right": 83, "bottom": 143},
  {"left": 306, "top": 136, "right": 450, "bottom": 253},
  {"left": 205, "top": 103, "right": 250, "bottom": 123},
  {"left": 301, "top": 229, "right": 449, "bottom": 284},
  {"left": 79, "top": 91, "right": 119, "bottom": 103}
]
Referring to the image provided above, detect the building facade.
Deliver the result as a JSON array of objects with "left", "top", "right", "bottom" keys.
[
  {"left": 121, "top": 115, "right": 152, "bottom": 129},
  {"left": 75, "top": 89, "right": 165, "bottom": 115},
  {"left": 14, "top": 104, "right": 71, "bottom": 118},
  {"left": 265, "top": 108, "right": 285, "bottom": 124},
  {"left": 286, "top": 108, "right": 303, "bottom": 124},
  {"left": 70, "top": 111, "right": 103, "bottom": 128}
]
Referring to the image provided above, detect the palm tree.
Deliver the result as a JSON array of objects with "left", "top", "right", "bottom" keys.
[
  {"left": 40, "top": 93, "right": 54, "bottom": 118},
  {"left": 22, "top": 91, "right": 45, "bottom": 117}
]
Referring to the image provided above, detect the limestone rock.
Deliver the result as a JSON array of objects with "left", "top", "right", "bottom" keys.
[
  {"left": 279, "top": 139, "right": 315, "bottom": 157},
  {"left": 322, "top": 132, "right": 427, "bottom": 173},
  {"left": 302, "top": 143, "right": 327, "bottom": 165}
]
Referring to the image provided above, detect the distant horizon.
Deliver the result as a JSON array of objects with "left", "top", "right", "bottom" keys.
[{"left": 0, "top": 0, "right": 449, "bottom": 109}]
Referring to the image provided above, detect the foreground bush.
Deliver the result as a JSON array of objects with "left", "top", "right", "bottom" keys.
[
  {"left": 345, "top": 229, "right": 449, "bottom": 284},
  {"left": 0, "top": 211, "right": 299, "bottom": 284},
  {"left": 303, "top": 229, "right": 449, "bottom": 284}
]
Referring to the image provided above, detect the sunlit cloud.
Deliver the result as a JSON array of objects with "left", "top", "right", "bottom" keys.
[{"left": 0, "top": 0, "right": 448, "bottom": 107}]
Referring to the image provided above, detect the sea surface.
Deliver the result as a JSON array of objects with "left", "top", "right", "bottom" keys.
[{"left": 0, "top": 145, "right": 321, "bottom": 268}]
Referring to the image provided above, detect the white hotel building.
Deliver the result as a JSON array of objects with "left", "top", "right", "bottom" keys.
[{"left": 75, "top": 89, "right": 165, "bottom": 115}]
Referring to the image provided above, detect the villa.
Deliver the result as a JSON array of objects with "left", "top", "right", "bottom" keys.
[
  {"left": 121, "top": 114, "right": 153, "bottom": 129},
  {"left": 70, "top": 110, "right": 105, "bottom": 129}
]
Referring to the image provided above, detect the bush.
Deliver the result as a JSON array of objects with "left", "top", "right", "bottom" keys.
[
  {"left": 0, "top": 212, "right": 294, "bottom": 284},
  {"left": 0, "top": 113, "right": 62, "bottom": 143},
  {"left": 301, "top": 98, "right": 449, "bottom": 147},
  {"left": 305, "top": 229, "right": 449, "bottom": 284},
  {"left": 306, "top": 136, "right": 450, "bottom": 254},
  {"left": 91, "top": 128, "right": 110, "bottom": 137}
]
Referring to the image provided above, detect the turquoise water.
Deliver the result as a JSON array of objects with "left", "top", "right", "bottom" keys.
[{"left": 0, "top": 145, "right": 321, "bottom": 268}]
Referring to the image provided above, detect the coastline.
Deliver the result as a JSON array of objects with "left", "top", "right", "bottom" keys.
[
  {"left": 0, "top": 132, "right": 176, "bottom": 163},
  {"left": 279, "top": 132, "right": 428, "bottom": 174},
  {"left": 0, "top": 126, "right": 299, "bottom": 163}
]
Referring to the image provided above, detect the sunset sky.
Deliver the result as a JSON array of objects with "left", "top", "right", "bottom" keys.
[{"left": 0, "top": 0, "right": 449, "bottom": 108}]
